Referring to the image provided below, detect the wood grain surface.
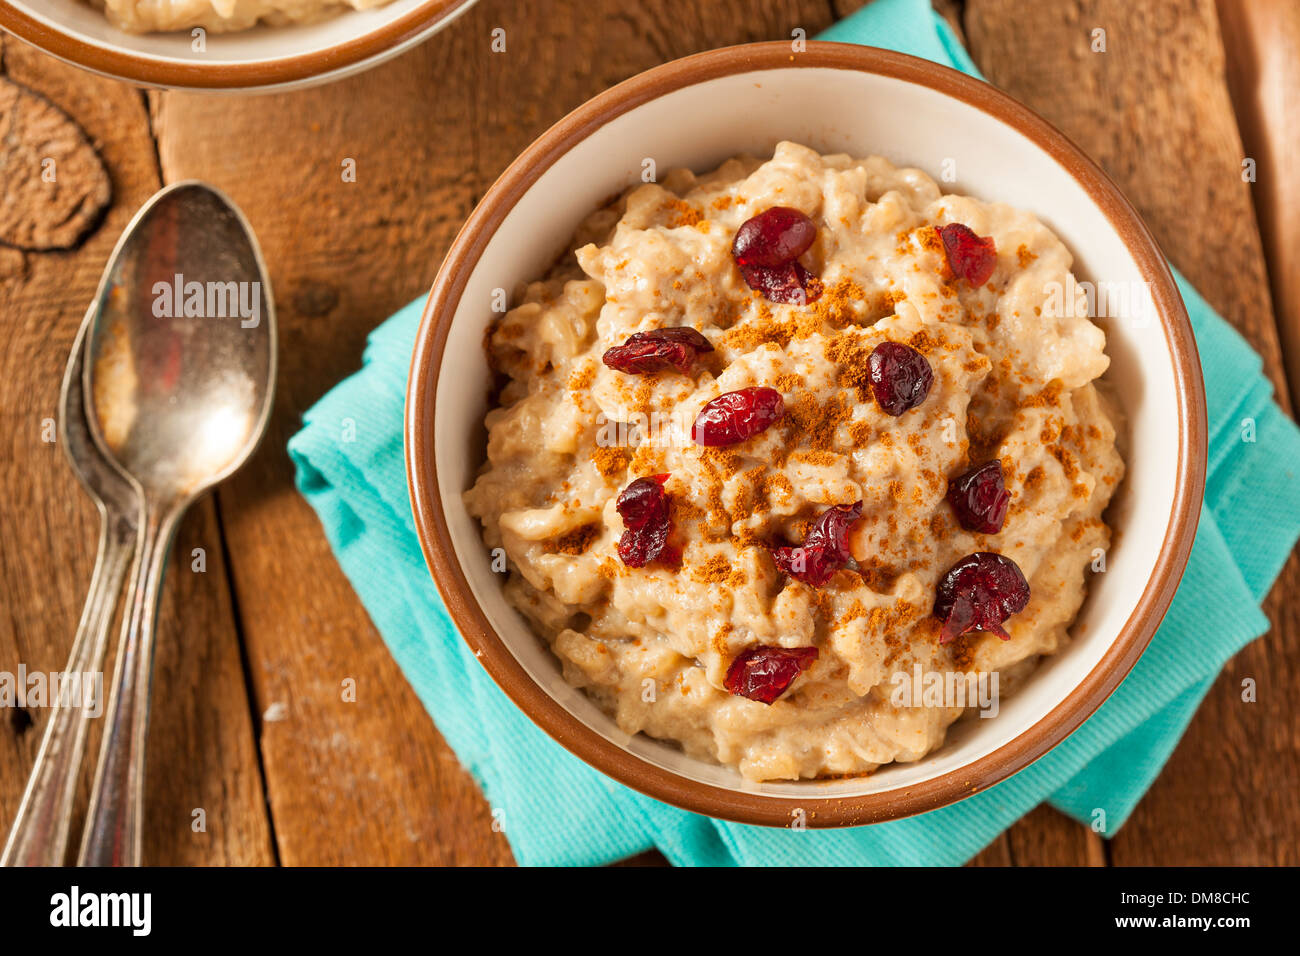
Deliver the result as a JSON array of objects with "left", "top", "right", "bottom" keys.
[
  {"left": 1217, "top": 0, "right": 1300, "bottom": 413},
  {"left": 0, "top": 0, "right": 1295, "bottom": 866},
  {"left": 0, "top": 40, "right": 274, "bottom": 866}
]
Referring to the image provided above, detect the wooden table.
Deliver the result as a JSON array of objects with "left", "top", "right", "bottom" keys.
[{"left": 1, "top": 0, "right": 1296, "bottom": 866}]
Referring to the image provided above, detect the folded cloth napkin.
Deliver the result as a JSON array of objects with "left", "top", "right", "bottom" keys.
[{"left": 289, "top": 0, "right": 1300, "bottom": 865}]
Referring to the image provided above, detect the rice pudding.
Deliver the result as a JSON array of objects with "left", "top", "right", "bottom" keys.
[{"left": 464, "top": 142, "right": 1124, "bottom": 782}]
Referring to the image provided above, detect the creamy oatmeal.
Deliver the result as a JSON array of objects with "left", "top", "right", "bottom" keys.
[
  {"left": 465, "top": 142, "right": 1124, "bottom": 782},
  {"left": 91, "top": 0, "right": 393, "bottom": 32}
]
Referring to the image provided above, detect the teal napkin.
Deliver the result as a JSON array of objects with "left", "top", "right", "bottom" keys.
[{"left": 289, "top": 0, "right": 1300, "bottom": 865}]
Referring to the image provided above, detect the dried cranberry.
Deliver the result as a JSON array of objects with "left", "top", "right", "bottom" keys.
[
  {"left": 770, "top": 501, "right": 863, "bottom": 587},
  {"left": 602, "top": 327, "right": 714, "bottom": 375},
  {"left": 947, "top": 460, "right": 1010, "bottom": 534},
  {"left": 732, "top": 207, "right": 817, "bottom": 268},
  {"left": 616, "top": 474, "right": 673, "bottom": 568},
  {"left": 724, "top": 645, "right": 819, "bottom": 704},
  {"left": 868, "top": 341, "right": 933, "bottom": 416},
  {"left": 691, "top": 386, "right": 785, "bottom": 447},
  {"left": 933, "top": 552, "right": 1030, "bottom": 644},
  {"left": 737, "top": 260, "right": 822, "bottom": 305},
  {"left": 731, "top": 207, "right": 822, "bottom": 304},
  {"left": 939, "top": 223, "right": 997, "bottom": 286}
]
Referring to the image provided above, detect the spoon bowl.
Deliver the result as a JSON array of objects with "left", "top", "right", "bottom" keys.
[{"left": 85, "top": 183, "right": 275, "bottom": 502}]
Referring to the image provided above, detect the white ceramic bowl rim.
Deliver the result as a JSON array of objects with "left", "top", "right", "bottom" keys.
[{"left": 0, "top": 0, "right": 478, "bottom": 91}]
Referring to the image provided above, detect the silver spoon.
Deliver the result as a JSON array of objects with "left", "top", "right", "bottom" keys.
[
  {"left": 77, "top": 181, "right": 277, "bottom": 867},
  {"left": 0, "top": 306, "right": 142, "bottom": 867}
]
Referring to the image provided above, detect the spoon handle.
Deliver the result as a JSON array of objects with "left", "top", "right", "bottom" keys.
[
  {"left": 0, "top": 510, "right": 138, "bottom": 867},
  {"left": 77, "top": 506, "right": 180, "bottom": 867}
]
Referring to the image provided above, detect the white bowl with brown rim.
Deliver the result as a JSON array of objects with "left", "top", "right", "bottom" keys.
[
  {"left": 0, "top": 0, "right": 477, "bottom": 92},
  {"left": 405, "top": 42, "right": 1207, "bottom": 827}
]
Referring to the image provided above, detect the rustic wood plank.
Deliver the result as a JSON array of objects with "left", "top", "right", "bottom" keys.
[
  {"left": 1217, "top": 0, "right": 1300, "bottom": 413},
  {"left": 967, "top": 833, "right": 1012, "bottom": 866},
  {"left": 1007, "top": 806, "right": 1106, "bottom": 866},
  {"left": 147, "top": 0, "right": 838, "bottom": 866},
  {"left": 0, "top": 39, "right": 274, "bottom": 865},
  {"left": 966, "top": 0, "right": 1300, "bottom": 866}
]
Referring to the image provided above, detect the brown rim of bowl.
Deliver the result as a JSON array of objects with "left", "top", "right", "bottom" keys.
[
  {"left": 406, "top": 41, "right": 1208, "bottom": 828},
  {"left": 0, "top": 0, "right": 475, "bottom": 90}
]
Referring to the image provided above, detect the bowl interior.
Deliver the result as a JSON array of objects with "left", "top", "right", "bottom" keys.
[
  {"left": 431, "top": 63, "right": 1181, "bottom": 802},
  {"left": 11, "top": 0, "right": 458, "bottom": 68}
]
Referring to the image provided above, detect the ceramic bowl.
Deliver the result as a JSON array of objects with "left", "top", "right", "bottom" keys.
[
  {"left": 0, "top": 0, "right": 477, "bottom": 91},
  {"left": 406, "top": 42, "right": 1207, "bottom": 827}
]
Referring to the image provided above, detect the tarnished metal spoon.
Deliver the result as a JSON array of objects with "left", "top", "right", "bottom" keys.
[
  {"left": 77, "top": 182, "right": 276, "bottom": 867},
  {"left": 0, "top": 305, "right": 141, "bottom": 867}
]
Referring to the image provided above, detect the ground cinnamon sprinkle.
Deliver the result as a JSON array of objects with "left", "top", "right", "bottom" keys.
[
  {"left": 568, "top": 363, "right": 595, "bottom": 390},
  {"left": 948, "top": 628, "right": 977, "bottom": 669},
  {"left": 692, "top": 553, "right": 745, "bottom": 587},
  {"left": 590, "top": 446, "right": 630, "bottom": 479},
  {"left": 761, "top": 471, "right": 794, "bottom": 501},
  {"left": 728, "top": 474, "right": 757, "bottom": 521},
  {"left": 907, "top": 329, "right": 945, "bottom": 355},
  {"left": 631, "top": 379, "right": 654, "bottom": 413},
  {"left": 663, "top": 197, "right": 702, "bottom": 228},
  {"left": 806, "top": 277, "right": 866, "bottom": 329},
  {"left": 917, "top": 224, "right": 943, "bottom": 254},
  {"left": 700, "top": 447, "right": 743, "bottom": 479},
  {"left": 837, "top": 599, "right": 869, "bottom": 625},
  {"left": 857, "top": 556, "right": 902, "bottom": 593},
  {"left": 785, "top": 391, "right": 853, "bottom": 450},
  {"left": 823, "top": 333, "right": 875, "bottom": 402},
  {"left": 1051, "top": 445, "right": 1081, "bottom": 480},
  {"left": 1021, "top": 379, "right": 1064, "bottom": 409},
  {"left": 671, "top": 497, "right": 703, "bottom": 524},
  {"left": 723, "top": 279, "right": 865, "bottom": 352},
  {"left": 692, "top": 554, "right": 731, "bottom": 583},
  {"left": 630, "top": 444, "right": 665, "bottom": 475},
  {"left": 710, "top": 623, "right": 734, "bottom": 655},
  {"left": 552, "top": 524, "right": 598, "bottom": 555},
  {"left": 789, "top": 448, "right": 839, "bottom": 466},
  {"left": 1059, "top": 423, "right": 1085, "bottom": 445},
  {"left": 695, "top": 453, "right": 733, "bottom": 536},
  {"left": 864, "top": 599, "right": 924, "bottom": 643},
  {"left": 1070, "top": 516, "right": 1105, "bottom": 542}
]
